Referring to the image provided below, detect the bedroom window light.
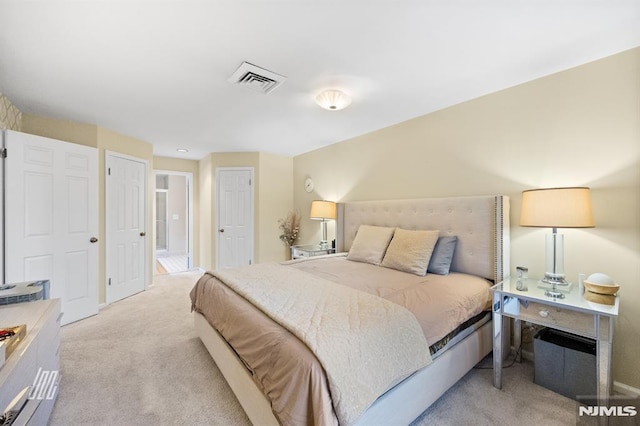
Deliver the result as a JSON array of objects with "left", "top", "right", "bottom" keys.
[
  {"left": 310, "top": 200, "right": 336, "bottom": 249},
  {"left": 520, "top": 187, "right": 594, "bottom": 299}
]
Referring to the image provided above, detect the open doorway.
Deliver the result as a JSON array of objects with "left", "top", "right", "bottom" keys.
[{"left": 154, "top": 171, "right": 193, "bottom": 274}]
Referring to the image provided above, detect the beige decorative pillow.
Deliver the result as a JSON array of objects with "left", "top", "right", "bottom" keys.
[
  {"left": 346, "top": 225, "right": 396, "bottom": 265},
  {"left": 381, "top": 229, "right": 440, "bottom": 276}
]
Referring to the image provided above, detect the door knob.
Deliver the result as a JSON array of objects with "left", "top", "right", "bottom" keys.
[
  {"left": 140, "top": 232, "right": 146, "bottom": 237},
  {"left": 219, "top": 229, "right": 225, "bottom": 233},
  {"left": 90, "top": 237, "right": 98, "bottom": 243}
]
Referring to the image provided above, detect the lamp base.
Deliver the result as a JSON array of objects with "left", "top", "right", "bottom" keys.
[
  {"left": 544, "top": 288, "right": 566, "bottom": 299},
  {"left": 541, "top": 274, "right": 570, "bottom": 286}
]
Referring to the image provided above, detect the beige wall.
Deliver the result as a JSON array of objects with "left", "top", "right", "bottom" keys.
[
  {"left": 153, "top": 156, "right": 200, "bottom": 269},
  {"left": 199, "top": 154, "right": 214, "bottom": 270},
  {"left": 21, "top": 115, "right": 155, "bottom": 304},
  {"left": 259, "top": 153, "right": 294, "bottom": 262},
  {"left": 22, "top": 114, "right": 98, "bottom": 147},
  {"left": 294, "top": 47, "right": 640, "bottom": 389},
  {"left": 198, "top": 152, "right": 293, "bottom": 270}
]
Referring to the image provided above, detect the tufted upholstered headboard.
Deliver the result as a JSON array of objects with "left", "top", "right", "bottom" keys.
[{"left": 335, "top": 196, "right": 510, "bottom": 283}]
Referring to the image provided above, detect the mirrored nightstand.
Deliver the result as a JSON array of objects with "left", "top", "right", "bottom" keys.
[
  {"left": 290, "top": 244, "right": 335, "bottom": 260},
  {"left": 491, "top": 277, "right": 619, "bottom": 407}
]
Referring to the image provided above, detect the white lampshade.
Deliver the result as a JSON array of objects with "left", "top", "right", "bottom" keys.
[
  {"left": 310, "top": 200, "right": 336, "bottom": 220},
  {"left": 520, "top": 187, "right": 595, "bottom": 294},
  {"left": 520, "top": 187, "right": 594, "bottom": 229},
  {"left": 315, "top": 90, "right": 351, "bottom": 111}
]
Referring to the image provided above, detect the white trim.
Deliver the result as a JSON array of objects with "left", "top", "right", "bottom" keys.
[
  {"left": 154, "top": 189, "right": 170, "bottom": 252},
  {"left": 614, "top": 381, "right": 640, "bottom": 397},
  {"left": 0, "top": 130, "right": 5, "bottom": 283},
  {"left": 214, "top": 167, "right": 255, "bottom": 269},
  {"left": 153, "top": 170, "right": 194, "bottom": 272},
  {"left": 105, "top": 150, "right": 149, "bottom": 304}
]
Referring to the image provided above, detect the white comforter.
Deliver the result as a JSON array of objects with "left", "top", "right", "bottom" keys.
[{"left": 211, "top": 263, "right": 432, "bottom": 425}]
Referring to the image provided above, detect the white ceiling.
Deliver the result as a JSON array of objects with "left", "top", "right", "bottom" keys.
[{"left": 1, "top": 1, "right": 639, "bottom": 160}]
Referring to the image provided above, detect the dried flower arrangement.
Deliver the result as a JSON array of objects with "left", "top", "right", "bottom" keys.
[{"left": 278, "top": 211, "right": 300, "bottom": 246}]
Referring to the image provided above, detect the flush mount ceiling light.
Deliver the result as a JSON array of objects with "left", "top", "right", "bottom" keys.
[
  {"left": 315, "top": 90, "right": 351, "bottom": 111},
  {"left": 176, "top": 148, "right": 189, "bottom": 153}
]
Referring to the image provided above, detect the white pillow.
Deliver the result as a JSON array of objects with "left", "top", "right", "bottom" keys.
[
  {"left": 347, "top": 225, "right": 396, "bottom": 265},
  {"left": 381, "top": 228, "right": 440, "bottom": 276}
]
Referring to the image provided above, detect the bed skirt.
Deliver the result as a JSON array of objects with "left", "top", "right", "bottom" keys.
[{"left": 194, "top": 311, "right": 493, "bottom": 425}]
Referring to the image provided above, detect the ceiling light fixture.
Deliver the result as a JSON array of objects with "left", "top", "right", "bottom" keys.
[
  {"left": 176, "top": 149, "right": 189, "bottom": 153},
  {"left": 315, "top": 90, "right": 351, "bottom": 111}
]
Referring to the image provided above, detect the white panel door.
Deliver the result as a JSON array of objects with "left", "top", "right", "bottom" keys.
[
  {"left": 106, "top": 153, "right": 146, "bottom": 303},
  {"left": 4, "top": 130, "right": 98, "bottom": 325},
  {"left": 216, "top": 168, "right": 253, "bottom": 269}
]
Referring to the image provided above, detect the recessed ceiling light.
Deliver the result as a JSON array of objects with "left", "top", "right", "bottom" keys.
[
  {"left": 176, "top": 149, "right": 189, "bottom": 153},
  {"left": 315, "top": 90, "right": 351, "bottom": 111}
]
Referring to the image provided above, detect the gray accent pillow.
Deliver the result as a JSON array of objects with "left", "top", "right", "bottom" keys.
[{"left": 427, "top": 236, "right": 458, "bottom": 275}]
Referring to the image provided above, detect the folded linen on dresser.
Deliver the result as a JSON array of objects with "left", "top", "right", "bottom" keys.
[{"left": 209, "top": 263, "right": 432, "bottom": 425}]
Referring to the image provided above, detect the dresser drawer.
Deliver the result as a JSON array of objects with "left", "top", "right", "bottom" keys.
[
  {"left": 0, "top": 336, "right": 38, "bottom": 410},
  {"left": 36, "top": 301, "right": 61, "bottom": 368},
  {"left": 0, "top": 299, "right": 61, "bottom": 424},
  {"left": 518, "top": 301, "right": 595, "bottom": 338}
]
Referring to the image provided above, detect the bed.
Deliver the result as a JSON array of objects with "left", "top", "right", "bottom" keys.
[{"left": 191, "top": 195, "right": 510, "bottom": 425}]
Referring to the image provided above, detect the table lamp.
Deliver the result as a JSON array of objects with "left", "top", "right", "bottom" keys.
[
  {"left": 310, "top": 200, "right": 336, "bottom": 249},
  {"left": 520, "top": 187, "right": 594, "bottom": 298}
]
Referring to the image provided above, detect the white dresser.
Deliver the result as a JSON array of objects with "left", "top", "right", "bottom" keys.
[{"left": 0, "top": 299, "right": 61, "bottom": 424}]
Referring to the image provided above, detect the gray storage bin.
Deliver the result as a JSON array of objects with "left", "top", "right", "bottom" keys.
[{"left": 534, "top": 328, "right": 596, "bottom": 400}]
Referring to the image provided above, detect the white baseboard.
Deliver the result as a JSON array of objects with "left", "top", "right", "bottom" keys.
[
  {"left": 98, "top": 303, "right": 107, "bottom": 310},
  {"left": 614, "top": 381, "right": 640, "bottom": 397},
  {"left": 521, "top": 349, "right": 534, "bottom": 361}
]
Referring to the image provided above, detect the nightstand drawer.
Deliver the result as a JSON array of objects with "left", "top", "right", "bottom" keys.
[
  {"left": 290, "top": 245, "right": 335, "bottom": 260},
  {"left": 291, "top": 248, "right": 307, "bottom": 258},
  {"left": 518, "top": 301, "right": 595, "bottom": 338}
]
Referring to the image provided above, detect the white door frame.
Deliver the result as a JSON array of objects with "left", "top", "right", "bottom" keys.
[
  {"left": 1, "top": 131, "right": 5, "bottom": 282},
  {"left": 155, "top": 189, "right": 169, "bottom": 251},
  {"left": 152, "top": 170, "right": 194, "bottom": 272},
  {"left": 105, "top": 150, "right": 148, "bottom": 304},
  {"left": 215, "top": 167, "right": 254, "bottom": 269}
]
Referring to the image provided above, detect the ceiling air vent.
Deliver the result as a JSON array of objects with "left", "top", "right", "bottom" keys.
[{"left": 227, "top": 62, "right": 287, "bottom": 95}]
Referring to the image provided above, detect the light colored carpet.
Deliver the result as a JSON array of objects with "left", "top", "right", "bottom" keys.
[{"left": 50, "top": 272, "right": 576, "bottom": 425}]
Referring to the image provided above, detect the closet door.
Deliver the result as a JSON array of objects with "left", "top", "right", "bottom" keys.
[
  {"left": 4, "top": 130, "right": 99, "bottom": 325},
  {"left": 105, "top": 152, "right": 147, "bottom": 304}
]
